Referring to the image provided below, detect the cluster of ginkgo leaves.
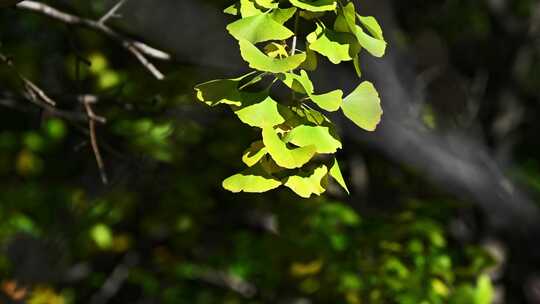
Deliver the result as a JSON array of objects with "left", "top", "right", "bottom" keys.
[{"left": 195, "top": 0, "right": 386, "bottom": 198}]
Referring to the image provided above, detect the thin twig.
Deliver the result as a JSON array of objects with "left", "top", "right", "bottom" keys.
[
  {"left": 81, "top": 95, "right": 108, "bottom": 185},
  {"left": 99, "top": 0, "right": 128, "bottom": 25},
  {"left": 16, "top": 1, "right": 170, "bottom": 80}
]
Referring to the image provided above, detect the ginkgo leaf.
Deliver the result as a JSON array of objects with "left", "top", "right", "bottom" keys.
[
  {"left": 265, "top": 42, "right": 289, "bottom": 58},
  {"left": 223, "top": 168, "right": 282, "bottom": 193},
  {"left": 239, "top": 40, "right": 306, "bottom": 73},
  {"left": 240, "top": 0, "right": 263, "bottom": 17},
  {"left": 254, "top": 0, "right": 278, "bottom": 9},
  {"left": 284, "top": 165, "right": 328, "bottom": 198},
  {"left": 341, "top": 81, "right": 383, "bottom": 131},
  {"left": 329, "top": 158, "right": 349, "bottom": 193},
  {"left": 282, "top": 70, "right": 314, "bottom": 94},
  {"left": 355, "top": 26, "right": 386, "bottom": 58},
  {"left": 271, "top": 7, "right": 297, "bottom": 24},
  {"left": 285, "top": 125, "right": 342, "bottom": 154},
  {"left": 194, "top": 72, "right": 256, "bottom": 106},
  {"left": 242, "top": 141, "right": 268, "bottom": 167},
  {"left": 300, "top": 47, "right": 318, "bottom": 71},
  {"left": 227, "top": 13, "right": 294, "bottom": 44},
  {"left": 310, "top": 90, "right": 343, "bottom": 112},
  {"left": 358, "top": 15, "right": 384, "bottom": 40},
  {"left": 224, "top": 3, "right": 239, "bottom": 15},
  {"left": 334, "top": 2, "right": 356, "bottom": 33},
  {"left": 307, "top": 25, "right": 352, "bottom": 64},
  {"left": 289, "top": 0, "right": 337, "bottom": 12},
  {"left": 262, "top": 127, "right": 316, "bottom": 169},
  {"left": 234, "top": 96, "right": 286, "bottom": 128}
]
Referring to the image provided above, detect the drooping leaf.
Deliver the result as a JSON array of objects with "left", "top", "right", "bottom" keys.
[
  {"left": 242, "top": 141, "right": 268, "bottom": 167},
  {"left": 300, "top": 47, "right": 318, "bottom": 71},
  {"left": 234, "top": 96, "right": 286, "bottom": 128},
  {"left": 282, "top": 70, "right": 314, "bottom": 94},
  {"left": 265, "top": 42, "right": 289, "bottom": 58},
  {"left": 271, "top": 7, "right": 297, "bottom": 24},
  {"left": 285, "top": 125, "right": 342, "bottom": 154},
  {"left": 284, "top": 165, "right": 328, "bottom": 198},
  {"left": 307, "top": 25, "right": 352, "bottom": 64},
  {"left": 227, "top": 13, "right": 294, "bottom": 44},
  {"left": 289, "top": 0, "right": 337, "bottom": 12},
  {"left": 341, "top": 81, "right": 383, "bottom": 131},
  {"left": 239, "top": 40, "right": 306, "bottom": 73},
  {"left": 262, "top": 127, "right": 316, "bottom": 169},
  {"left": 358, "top": 15, "right": 384, "bottom": 40},
  {"left": 355, "top": 26, "right": 386, "bottom": 58},
  {"left": 194, "top": 72, "right": 257, "bottom": 106},
  {"left": 223, "top": 168, "right": 282, "bottom": 193},
  {"left": 310, "top": 90, "right": 343, "bottom": 112},
  {"left": 334, "top": 2, "right": 356, "bottom": 33},
  {"left": 330, "top": 158, "right": 349, "bottom": 193},
  {"left": 223, "top": 3, "right": 240, "bottom": 15}
]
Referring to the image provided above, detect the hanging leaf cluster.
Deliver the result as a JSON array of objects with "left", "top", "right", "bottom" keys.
[{"left": 195, "top": 0, "right": 386, "bottom": 198}]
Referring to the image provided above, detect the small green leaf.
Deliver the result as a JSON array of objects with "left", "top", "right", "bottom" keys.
[
  {"left": 239, "top": 40, "right": 306, "bottom": 73},
  {"left": 227, "top": 13, "right": 294, "bottom": 44},
  {"left": 223, "top": 168, "right": 282, "bottom": 193},
  {"left": 358, "top": 15, "right": 384, "bottom": 40},
  {"left": 330, "top": 158, "right": 349, "bottom": 193},
  {"left": 282, "top": 70, "right": 314, "bottom": 94},
  {"left": 254, "top": 0, "right": 278, "bottom": 9},
  {"left": 355, "top": 26, "right": 386, "bottom": 58},
  {"left": 242, "top": 141, "right": 268, "bottom": 167},
  {"left": 341, "top": 81, "right": 383, "bottom": 131},
  {"left": 262, "top": 127, "right": 316, "bottom": 169},
  {"left": 301, "top": 47, "right": 318, "bottom": 71},
  {"left": 234, "top": 96, "right": 286, "bottom": 128},
  {"left": 271, "top": 7, "right": 297, "bottom": 24},
  {"left": 307, "top": 25, "right": 352, "bottom": 64},
  {"left": 240, "top": 0, "right": 263, "bottom": 17},
  {"left": 285, "top": 125, "right": 342, "bottom": 154},
  {"left": 289, "top": 0, "right": 337, "bottom": 12},
  {"left": 194, "top": 72, "right": 256, "bottom": 106},
  {"left": 475, "top": 275, "right": 493, "bottom": 304},
  {"left": 310, "top": 90, "right": 343, "bottom": 112},
  {"left": 284, "top": 165, "right": 328, "bottom": 198},
  {"left": 224, "top": 3, "right": 239, "bottom": 15}
]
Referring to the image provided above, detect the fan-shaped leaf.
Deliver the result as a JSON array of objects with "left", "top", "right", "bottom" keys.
[
  {"left": 194, "top": 72, "right": 256, "bottom": 106},
  {"left": 227, "top": 13, "right": 294, "bottom": 44},
  {"left": 262, "top": 127, "right": 316, "bottom": 169},
  {"left": 239, "top": 40, "right": 306, "bottom": 73},
  {"left": 284, "top": 165, "right": 328, "bottom": 198},
  {"left": 223, "top": 168, "right": 282, "bottom": 193},
  {"left": 289, "top": 0, "right": 337, "bottom": 12},
  {"left": 234, "top": 96, "right": 286, "bottom": 128},
  {"left": 285, "top": 125, "right": 342, "bottom": 154},
  {"left": 311, "top": 90, "right": 343, "bottom": 112},
  {"left": 307, "top": 25, "right": 352, "bottom": 64},
  {"left": 341, "top": 81, "right": 383, "bottom": 131},
  {"left": 271, "top": 7, "right": 297, "bottom": 24},
  {"left": 355, "top": 26, "right": 386, "bottom": 58}
]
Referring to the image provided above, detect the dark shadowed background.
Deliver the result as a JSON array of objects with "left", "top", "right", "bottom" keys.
[{"left": 0, "top": 0, "right": 539, "bottom": 303}]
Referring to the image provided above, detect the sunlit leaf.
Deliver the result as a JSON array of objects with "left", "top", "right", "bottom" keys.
[
  {"left": 194, "top": 72, "right": 256, "bottom": 106},
  {"left": 285, "top": 125, "right": 342, "bottom": 154},
  {"left": 284, "top": 165, "right": 328, "bottom": 198},
  {"left": 227, "top": 13, "right": 294, "bottom": 44},
  {"left": 271, "top": 7, "right": 297, "bottom": 24},
  {"left": 262, "top": 127, "right": 316, "bottom": 169},
  {"left": 234, "top": 96, "right": 285, "bottom": 128},
  {"left": 242, "top": 141, "right": 268, "bottom": 167},
  {"left": 239, "top": 40, "right": 306, "bottom": 73},
  {"left": 307, "top": 25, "right": 352, "bottom": 64},
  {"left": 289, "top": 0, "right": 337, "bottom": 12},
  {"left": 310, "top": 90, "right": 343, "bottom": 112},
  {"left": 330, "top": 158, "right": 349, "bottom": 193},
  {"left": 341, "top": 81, "right": 383, "bottom": 131},
  {"left": 223, "top": 168, "right": 282, "bottom": 193}
]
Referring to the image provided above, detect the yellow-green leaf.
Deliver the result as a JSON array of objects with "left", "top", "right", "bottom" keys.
[
  {"left": 285, "top": 125, "right": 342, "bottom": 154},
  {"left": 239, "top": 40, "right": 306, "bottom": 73},
  {"left": 223, "top": 169, "right": 282, "bottom": 193},
  {"left": 262, "top": 127, "right": 316, "bottom": 169},
  {"left": 330, "top": 158, "right": 349, "bottom": 193},
  {"left": 227, "top": 13, "right": 294, "bottom": 44},
  {"left": 234, "top": 96, "right": 286, "bottom": 128},
  {"left": 285, "top": 165, "right": 328, "bottom": 198},
  {"left": 310, "top": 90, "right": 343, "bottom": 112},
  {"left": 242, "top": 141, "right": 268, "bottom": 167},
  {"left": 341, "top": 81, "right": 383, "bottom": 131},
  {"left": 289, "top": 0, "right": 337, "bottom": 12}
]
